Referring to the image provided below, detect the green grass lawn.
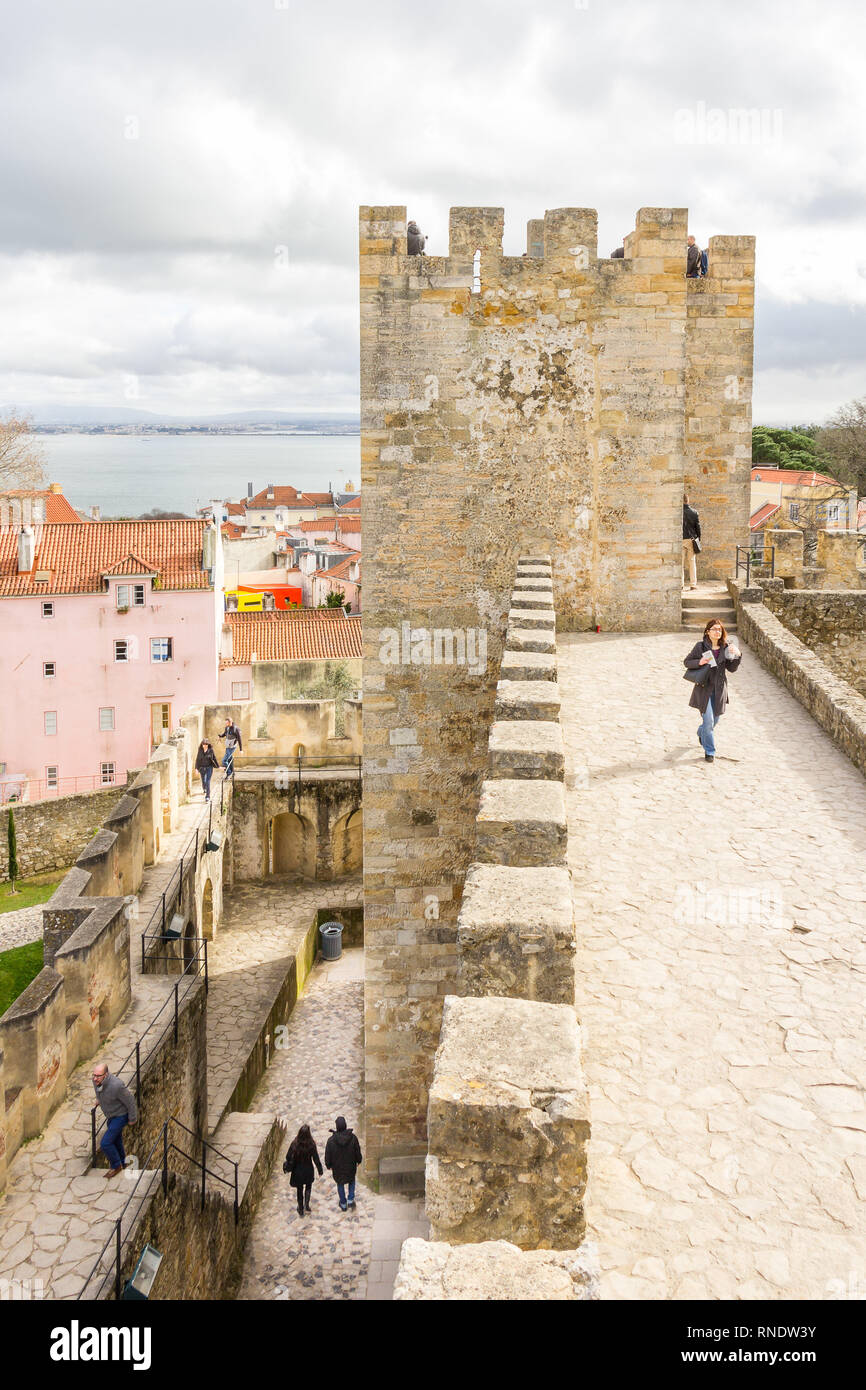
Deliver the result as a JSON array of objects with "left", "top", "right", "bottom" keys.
[
  {"left": 0, "top": 940, "right": 44, "bottom": 1015},
  {"left": 0, "top": 871, "right": 66, "bottom": 915}
]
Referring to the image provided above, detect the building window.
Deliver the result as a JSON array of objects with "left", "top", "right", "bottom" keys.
[
  {"left": 114, "top": 639, "right": 129, "bottom": 662},
  {"left": 100, "top": 762, "right": 116, "bottom": 785},
  {"left": 43, "top": 661, "right": 56, "bottom": 678},
  {"left": 46, "top": 766, "right": 58, "bottom": 790},
  {"left": 117, "top": 583, "right": 146, "bottom": 608},
  {"left": 44, "top": 711, "right": 57, "bottom": 735},
  {"left": 231, "top": 681, "right": 251, "bottom": 701},
  {"left": 827, "top": 503, "right": 841, "bottom": 523},
  {"left": 99, "top": 706, "right": 115, "bottom": 731},
  {"left": 41, "top": 601, "right": 54, "bottom": 618},
  {"left": 788, "top": 502, "right": 800, "bottom": 521},
  {"left": 151, "top": 637, "right": 173, "bottom": 663}
]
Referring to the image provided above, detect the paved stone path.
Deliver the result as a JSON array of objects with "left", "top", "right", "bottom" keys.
[
  {"left": 0, "top": 903, "right": 44, "bottom": 952},
  {"left": 0, "top": 790, "right": 213, "bottom": 1299},
  {"left": 236, "top": 949, "right": 427, "bottom": 1302},
  {"left": 558, "top": 631, "right": 866, "bottom": 1301},
  {"left": 207, "top": 874, "right": 362, "bottom": 1129}
]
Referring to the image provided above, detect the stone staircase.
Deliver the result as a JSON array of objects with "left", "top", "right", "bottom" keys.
[{"left": 682, "top": 583, "right": 737, "bottom": 637}]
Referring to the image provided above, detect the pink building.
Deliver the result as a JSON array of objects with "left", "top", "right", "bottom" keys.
[
  {"left": 311, "top": 553, "right": 362, "bottom": 613},
  {"left": 0, "top": 518, "right": 222, "bottom": 799}
]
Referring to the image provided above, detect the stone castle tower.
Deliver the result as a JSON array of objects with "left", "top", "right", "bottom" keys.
[{"left": 360, "top": 204, "right": 755, "bottom": 1181}]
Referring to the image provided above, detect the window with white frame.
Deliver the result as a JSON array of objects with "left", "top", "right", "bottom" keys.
[
  {"left": 114, "top": 639, "right": 129, "bottom": 662},
  {"left": 44, "top": 711, "right": 57, "bottom": 735},
  {"left": 150, "top": 637, "right": 173, "bottom": 662},
  {"left": 116, "top": 583, "right": 146, "bottom": 608},
  {"left": 231, "top": 681, "right": 251, "bottom": 701},
  {"left": 41, "top": 601, "right": 54, "bottom": 618},
  {"left": 99, "top": 707, "right": 115, "bottom": 731},
  {"left": 43, "top": 661, "right": 56, "bottom": 678},
  {"left": 46, "top": 765, "right": 58, "bottom": 790},
  {"left": 100, "top": 762, "right": 116, "bottom": 785},
  {"left": 827, "top": 503, "right": 841, "bottom": 523}
]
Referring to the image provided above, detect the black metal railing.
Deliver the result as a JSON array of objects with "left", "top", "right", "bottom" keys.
[
  {"left": 91, "top": 943, "right": 208, "bottom": 1164},
  {"left": 139, "top": 791, "right": 225, "bottom": 968},
  {"left": 77, "top": 1115, "right": 239, "bottom": 1301},
  {"left": 736, "top": 544, "right": 775, "bottom": 585}
]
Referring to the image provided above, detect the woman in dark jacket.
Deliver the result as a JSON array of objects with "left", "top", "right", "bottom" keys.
[
  {"left": 283, "top": 1124, "right": 323, "bottom": 1216},
  {"left": 195, "top": 740, "right": 219, "bottom": 801},
  {"left": 324, "top": 1116, "right": 363, "bottom": 1211},
  {"left": 684, "top": 618, "right": 742, "bottom": 763}
]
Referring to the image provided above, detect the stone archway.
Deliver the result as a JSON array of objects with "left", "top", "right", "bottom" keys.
[
  {"left": 182, "top": 919, "right": 196, "bottom": 970},
  {"left": 332, "top": 808, "right": 363, "bottom": 876},
  {"left": 201, "top": 878, "right": 214, "bottom": 941},
  {"left": 269, "top": 810, "right": 316, "bottom": 877}
]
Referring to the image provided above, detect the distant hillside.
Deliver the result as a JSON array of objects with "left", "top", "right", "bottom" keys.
[{"left": 4, "top": 404, "right": 360, "bottom": 430}]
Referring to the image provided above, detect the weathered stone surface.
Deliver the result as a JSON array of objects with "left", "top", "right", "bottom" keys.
[
  {"left": 511, "top": 591, "right": 554, "bottom": 610},
  {"left": 488, "top": 720, "right": 565, "bottom": 781},
  {"left": 495, "top": 680, "right": 561, "bottom": 722},
  {"left": 393, "top": 1237, "right": 600, "bottom": 1300},
  {"left": 507, "top": 607, "right": 556, "bottom": 630},
  {"left": 499, "top": 651, "right": 557, "bottom": 683},
  {"left": 475, "top": 779, "right": 567, "bottom": 866},
  {"left": 514, "top": 577, "right": 554, "bottom": 593},
  {"left": 426, "top": 995, "right": 589, "bottom": 1249},
  {"left": 505, "top": 626, "right": 557, "bottom": 654},
  {"left": 457, "top": 864, "right": 575, "bottom": 1002}
]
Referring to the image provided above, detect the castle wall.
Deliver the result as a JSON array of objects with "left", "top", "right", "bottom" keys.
[{"left": 360, "top": 203, "right": 754, "bottom": 1176}]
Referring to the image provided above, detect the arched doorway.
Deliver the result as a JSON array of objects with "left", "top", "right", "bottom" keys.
[
  {"left": 268, "top": 810, "right": 315, "bottom": 877},
  {"left": 200, "top": 878, "right": 214, "bottom": 941},
  {"left": 182, "top": 920, "right": 196, "bottom": 970},
  {"left": 332, "top": 808, "right": 363, "bottom": 876}
]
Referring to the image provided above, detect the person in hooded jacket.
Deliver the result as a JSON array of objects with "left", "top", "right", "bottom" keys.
[
  {"left": 283, "top": 1123, "right": 323, "bottom": 1215},
  {"left": 195, "top": 739, "right": 219, "bottom": 801},
  {"left": 684, "top": 617, "right": 741, "bottom": 763},
  {"left": 324, "top": 1115, "right": 363, "bottom": 1211}
]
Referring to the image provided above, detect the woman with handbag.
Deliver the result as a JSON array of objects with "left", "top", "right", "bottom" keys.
[
  {"left": 283, "top": 1124, "right": 323, "bottom": 1216},
  {"left": 683, "top": 495, "right": 701, "bottom": 589},
  {"left": 684, "top": 618, "right": 741, "bottom": 763}
]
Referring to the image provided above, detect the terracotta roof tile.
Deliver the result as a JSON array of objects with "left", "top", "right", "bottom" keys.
[
  {"left": 224, "top": 610, "right": 362, "bottom": 664},
  {"left": 751, "top": 467, "right": 842, "bottom": 487},
  {"left": 750, "top": 502, "right": 780, "bottom": 529},
  {"left": 0, "top": 487, "right": 82, "bottom": 524},
  {"left": 0, "top": 520, "right": 211, "bottom": 596}
]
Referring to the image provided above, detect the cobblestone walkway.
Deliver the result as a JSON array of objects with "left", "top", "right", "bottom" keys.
[
  {"left": 207, "top": 875, "right": 362, "bottom": 1128},
  {"left": 558, "top": 631, "right": 866, "bottom": 1301},
  {"left": 0, "top": 903, "right": 44, "bottom": 952},
  {"left": 236, "top": 949, "right": 427, "bottom": 1301},
  {"left": 0, "top": 791, "right": 211, "bottom": 1299}
]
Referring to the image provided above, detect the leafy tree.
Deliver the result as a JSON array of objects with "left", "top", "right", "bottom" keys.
[
  {"left": 7, "top": 808, "right": 19, "bottom": 893},
  {"left": 319, "top": 591, "right": 351, "bottom": 612},
  {"left": 751, "top": 425, "right": 830, "bottom": 472}
]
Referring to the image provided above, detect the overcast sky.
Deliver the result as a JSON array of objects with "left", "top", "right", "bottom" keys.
[{"left": 1, "top": 0, "right": 864, "bottom": 425}]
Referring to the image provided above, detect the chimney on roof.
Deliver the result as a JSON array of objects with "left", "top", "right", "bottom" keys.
[
  {"left": 248, "top": 482, "right": 253, "bottom": 499},
  {"left": 202, "top": 520, "right": 217, "bottom": 573},
  {"left": 18, "top": 525, "right": 35, "bottom": 573},
  {"left": 48, "top": 481, "right": 63, "bottom": 494},
  {"left": 90, "top": 505, "right": 101, "bottom": 521},
  {"left": 266, "top": 483, "right": 274, "bottom": 502}
]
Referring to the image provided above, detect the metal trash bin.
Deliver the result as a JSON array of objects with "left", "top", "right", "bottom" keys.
[{"left": 319, "top": 921, "right": 344, "bottom": 961}]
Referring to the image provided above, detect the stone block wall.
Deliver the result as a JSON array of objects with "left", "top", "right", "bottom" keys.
[
  {"left": 731, "top": 583, "right": 866, "bottom": 780},
  {"left": 361, "top": 201, "right": 753, "bottom": 1183},
  {"left": 756, "top": 587, "right": 866, "bottom": 699},
  {"left": 0, "top": 785, "right": 129, "bottom": 881}
]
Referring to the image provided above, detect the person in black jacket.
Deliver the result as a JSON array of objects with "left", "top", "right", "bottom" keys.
[
  {"left": 194, "top": 740, "right": 219, "bottom": 801},
  {"left": 218, "top": 719, "right": 243, "bottom": 778},
  {"left": 682, "top": 494, "right": 701, "bottom": 590},
  {"left": 324, "top": 1115, "right": 363, "bottom": 1211},
  {"left": 684, "top": 618, "right": 742, "bottom": 763},
  {"left": 283, "top": 1124, "right": 323, "bottom": 1216}
]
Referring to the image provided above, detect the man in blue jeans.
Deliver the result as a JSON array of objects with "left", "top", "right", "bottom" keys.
[
  {"left": 92, "top": 1063, "right": 138, "bottom": 1178},
  {"left": 324, "top": 1115, "right": 363, "bottom": 1211},
  {"left": 219, "top": 718, "right": 243, "bottom": 778}
]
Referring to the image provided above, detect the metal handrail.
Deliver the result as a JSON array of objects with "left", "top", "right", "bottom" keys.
[
  {"left": 91, "top": 941, "right": 208, "bottom": 1162},
  {"left": 77, "top": 1115, "right": 239, "bottom": 1300},
  {"left": 736, "top": 544, "right": 775, "bottom": 584},
  {"left": 139, "top": 791, "right": 223, "bottom": 964}
]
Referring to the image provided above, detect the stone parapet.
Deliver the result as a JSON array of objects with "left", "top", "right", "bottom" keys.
[
  {"left": 495, "top": 680, "right": 561, "bottom": 721},
  {"left": 488, "top": 720, "right": 565, "bottom": 781},
  {"left": 475, "top": 779, "right": 567, "bottom": 866},
  {"left": 457, "top": 864, "right": 575, "bottom": 1003},
  {"left": 426, "top": 995, "right": 590, "bottom": 1249},
  {"left": 394, "top": 1237, "right": 600, "bottom": 1300}
]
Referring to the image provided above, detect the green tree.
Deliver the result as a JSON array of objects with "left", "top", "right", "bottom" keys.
[
  {"left": 319, "top": 590, "right": 351, "bottom": 613},
  {"left": 7, "top": 808, "right": 19, "bottom": 893},
  {"left": 751, "top": 425, "right": 830, "bottom": 472}
]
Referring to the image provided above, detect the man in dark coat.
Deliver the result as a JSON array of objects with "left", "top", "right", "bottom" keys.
[
  {"left": 218, "top": 719, "right": 243, "bottom": 778},
  {"left": 682, "top": 494, "right": 701, "bottom": 589},
  {"left": 686, "top": 235, "right": 702, "bottom": 277},
  {"left": 324, "top": 1115, "right": 363, "bottom": 1211},
  {"left": 407, "top": 220, "right": 427, "bottom": 256},
  {"left": 684, "top": 619, "right": 742, "bottom": 762}
]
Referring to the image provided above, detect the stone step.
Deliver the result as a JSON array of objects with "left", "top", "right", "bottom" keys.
[
  {"left": 511, "top": 592, "right": 554, "bottom": 610},
  {"left": 488, "top": 720, "right": 565, "bottom": 780},
  {"left": 505, "top": 627, "right": 557, "bottom": 655},
  {"left": 500, "top": 651, "right": 557, "bottom": 683},
  {"left": 495, "top": 680, "right": 561, "bottom": 722},
  {"left": 507, "top": 608, "right": 556, "bottom": 630}
]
